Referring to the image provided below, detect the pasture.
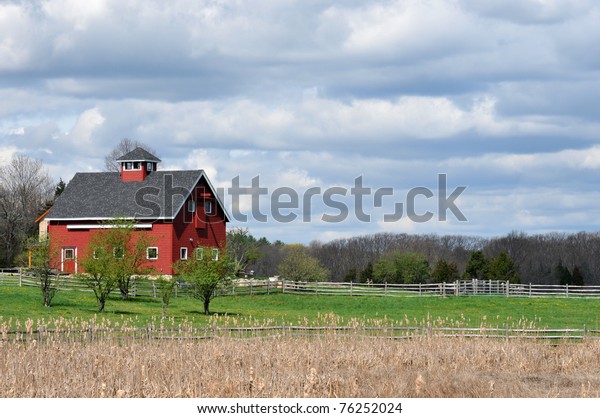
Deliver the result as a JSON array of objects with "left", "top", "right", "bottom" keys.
[{"left": 2, "top": 283, "right": 600, "bottom": 330}]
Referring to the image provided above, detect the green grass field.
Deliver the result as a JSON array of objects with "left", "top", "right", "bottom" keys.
[{"left": 2, "top": 283, "right": 600, "bottom": 331}]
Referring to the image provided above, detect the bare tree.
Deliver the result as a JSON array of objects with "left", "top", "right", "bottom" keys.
[
  {"left": 0, "top": 155, "right": 54, "bottom": 266},
  {"left": 104, "top": 138, "right": 159, "bottom": 172}
]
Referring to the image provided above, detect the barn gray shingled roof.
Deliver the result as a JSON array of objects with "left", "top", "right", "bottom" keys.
[
  {"left": 47, "top": 170, "right": 204, "bottom": 220},
  {"left": 116, "top": 147, "right": 161, "bottom": 162}
]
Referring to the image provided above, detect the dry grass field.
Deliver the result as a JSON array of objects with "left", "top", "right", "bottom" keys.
[{"left": 2, "top": 334, "right": 600, "bottom": 398}]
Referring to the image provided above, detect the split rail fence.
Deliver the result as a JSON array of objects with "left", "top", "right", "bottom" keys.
[
  {"left": 2, "top": 322, "right": 600, "bottom": 344},
  {"left": 3, "top": 269, "right": 600, "bottom": 299}
]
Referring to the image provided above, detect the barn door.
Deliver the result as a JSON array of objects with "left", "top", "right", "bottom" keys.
[{"left": 61, "top": 247, "right": 77, "bottom": 273}]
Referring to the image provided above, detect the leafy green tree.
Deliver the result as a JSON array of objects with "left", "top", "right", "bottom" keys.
[
  {"left": 278, "top": 244, "right": 329, "bottom": 282},
  {"left": 226, "top": 227, "right": 262, "bottom": 276},
  {"left": 464, "top": 250, "right": 489, "bottom": 279},
  {"left": 488, "top": 252, "right": 520, "bottom": 284},
  {"left": 373, "top": 252, "right": 430, "bottom": 284},
  {"left": 27, "top": 237, "right": 62, "bottom": 307},
  {"left": 155, "top": 276, "right": 176, "bottom": 319},
  {"left": 79, "top": 232, "right": 119, "bottom": 313},
  {"left": 103, "top": 219, "right": 154, "bottom": 300},
  {"left": 175, "top": 247, "right": 232, "bottom": 314},
  {"left": 79, "top": 219, "right": 154, "bottom": 311},
  {"left": 431, "top": 259, "right": 460, "bottom": 283}
]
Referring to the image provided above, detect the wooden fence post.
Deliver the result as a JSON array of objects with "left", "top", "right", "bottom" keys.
[
  {"left": 506, "top": 281, "right": 510, "bottom": 297},
  {"left": 282, "top": 279, "right": 285, "bottom": 294},
  {"left": 566, "top": 284, "right": 569, "bottom": 298},
  {"left": 350, "top": 281, "right": 353, "bottom": 296},
  {"left": 19, "top": 268, "right": 22, "bottom": 287}
]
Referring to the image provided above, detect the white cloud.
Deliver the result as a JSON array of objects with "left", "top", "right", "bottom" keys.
[
  {"left": 1, "top": 0, "right": 600, "bottom": 243},
  {"left": 66, "top": 107, "right": 105, "bottom": 146}
]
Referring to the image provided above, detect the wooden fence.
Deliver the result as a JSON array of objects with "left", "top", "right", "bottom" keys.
[
  {"left": 3, "top": 270, "right": 600, "bottom": 299},
  {"left": 281, "top": 279, "right": 600, "bottom": 298},
  {"left": 2, "top": 323, "right": 600, "bottom": 343},
  {"left": 0, "top": 272, "right": 282, "bottom": 298}
]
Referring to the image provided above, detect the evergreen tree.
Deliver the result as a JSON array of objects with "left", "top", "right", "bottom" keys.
[
  {"left": 555, "top": 261, "right": 572, "bottom": 285},
  {"left": 431, "top": 259, "right": 460, "bottom": 283},
  {"left": 571, "top": 265, "right": 585, "bottom": 286},
  {"left": 464, "top": 250, "right": 489, "bottom": 280},
  {"left": 344, "top": 268, "right": 358, "bottom": 282},
  {"left": 489, "top": 252, "right": 521, "bottom": 284},
  {"left": 359, "top": 262, "right": 374, "bottom": 283}
]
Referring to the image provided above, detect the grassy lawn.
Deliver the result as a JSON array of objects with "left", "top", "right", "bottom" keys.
[{"left": 2, "top": 284, "right": 600, "bottom": 330}]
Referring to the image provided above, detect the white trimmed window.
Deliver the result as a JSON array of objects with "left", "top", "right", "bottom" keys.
[
  {"left": 64, "top": 248, "right": 75, "bottom": 260},
  {"left": 211, "top": 248, "right": 219, "bottom": 261},
  {"left": 147, "top": 162, "right": 154, "bottom": 172},
  {"left": 113, "top": 247, "right": 124, "bottom": 259},
  {"left": 195, "top": 248, "right": 204, "bottom": 260},
  {"left": 204, "top": 201, "right": 214, "bottom": 215},
  {"left": 123, "top": 162, "right": 142, "bottom": 170},
  {"left": 187, "top": 199, "right": 196, "bottom": 213},
  {"left": 147, "top": 247, "right": 158, "bottom": 260},
  {"left": 180, "top": 247, "right": 188, "bottom": 260}
]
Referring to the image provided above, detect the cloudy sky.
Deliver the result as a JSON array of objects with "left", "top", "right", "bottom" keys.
[{"left": 1, "top": 0, "right": 600, "bottom": 243}]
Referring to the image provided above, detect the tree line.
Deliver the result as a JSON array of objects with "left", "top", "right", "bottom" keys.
[{"left": 231, "top": 229, "right": 600, "bottom": 286}]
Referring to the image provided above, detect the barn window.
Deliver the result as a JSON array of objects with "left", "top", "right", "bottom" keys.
[
  {"left": 147, "top": 247, "right": 158, "bottom": 260},
  {"left": 195, "top": 248, "right": 204, "bottom": 260},
  {"left": 180, "top": 247, "right": 188, "bottom": 260},
  {"left": 187, "top": 199, "right": 196, "bottom": 213},
  {"left": 64, "top": 248, "right": 75, "bottom": 260},
  {"left": 204, "top": 201, "right": 214, "bottom": 215},
  {"left": 113, "top": 247, "right": 124, "bottom": 259},
  {"left": 211, "top": 248, "right": 219, "bottom": 261}
]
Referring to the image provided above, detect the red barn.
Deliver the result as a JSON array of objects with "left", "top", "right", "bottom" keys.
[{"left": 46, "top": 147, "right": 229, "bottom": 275}]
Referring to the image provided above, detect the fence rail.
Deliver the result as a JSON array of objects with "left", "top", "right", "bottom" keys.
[
  {"left": 281, "top": 279, "right": 600, "bottom": 298},
  {"left": 2, "top": 323, "right": 599, "bottom": 343},
  {"left": 3, "top": 270, "right": 600, "bottom": 299}
]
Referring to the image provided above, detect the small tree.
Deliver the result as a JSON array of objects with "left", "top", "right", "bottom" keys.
[
  {"left": 431, "top": 259, "right": 460, "bottom": 283},
  {"left": 102, "top": 219, "right": 154, "bottom": 300},
  {"left": 464, "top": 250, "right": 489, "bottom": 280},
  {"left": 79, "top": 219, "right": 153, "bottom": 311},
  {"left": 175, "top": 247, "right": 232, "bottom": 315},
  {"left": 278, "top": 244, "right": 329, "bottom": 282},
  {"left": 79, "top": 237, "right": 118, "bottom": 312},
  {"left": 27, "top": 237, "right": 61, "bottom": 307},
  {"left": 156, "top": 276, "right": 176, "bottom": 319},
  {"left": 489, "top": 252, "right": 521, "bottom": 284}
]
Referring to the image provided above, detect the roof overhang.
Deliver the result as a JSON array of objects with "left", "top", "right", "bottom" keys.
[{"left": 66, "top": 223, "right": 154, "bottom": 230}]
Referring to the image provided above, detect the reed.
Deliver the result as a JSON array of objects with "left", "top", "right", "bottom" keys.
[{"left": 1, "top": 315, "right": 599, "bottom": 398}]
